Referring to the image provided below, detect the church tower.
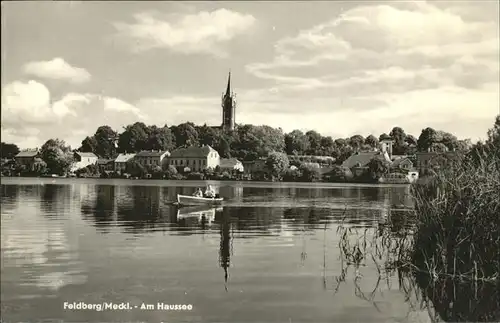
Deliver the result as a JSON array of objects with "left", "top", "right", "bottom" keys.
[{"left": 221, "top": 71, "right": 236, "bottom": 131}]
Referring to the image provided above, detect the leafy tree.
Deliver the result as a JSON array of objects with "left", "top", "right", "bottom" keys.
[
  {"left": 79, "top": 136, "right": 98, "bottom": 153},
  {"left": 0, "top": 142, "right": 20, "bottom": 159},
  {"left": 298, "top": 163, "right": 322, "bottom": 182},
  {"left": 326, "top": 165, "right": 353, "bottom": 182},
  {"left": 349, "top": 135, "right": 365, "bottom": 150},
  {"left": 164, "top": 165, "right": 179, "bottom": 179},
  {"left": 417, "top": 127, "right": 438, "bottom": 152},
  {"left": 367, "top": 158, "right": 391, "bottom": 180},
  {"left": 126, "top": 160, "right": 147, "bottom": 178},
  {"left": 40, "top": 139, "right": 73, "bottom": 175},
  {"left": 365, "top": 135, "right": 379, "bottom": 149},
  {"left": 389, "top": 126, "right": 407, "bottom": 155},
  {"left": 283, "top": 167, "right": 302, "bottom": 182},
  {"left": 285, "top": 130, "right": 309, "bottom": 155},
  {"left": 265, "top": 152, "right": 289, "bottom": 180},
  {"left": 171, "top": 122, "right": 199, "bottom": 147},
  {"left": 118, "top": 122, "right": 150, "bottom": 153},
  {"left": 437, "top": 131, "right": 459, "bottom": 151},
  {"left": 31, "top": 158, "right": 47, "bottom": 175},
  {"left": 234, "top": 125, "right": 285, "bottom": 161},
  {"left": 147, "top": 165, "right": 163, "bottom": 179},
  {"left": 335, "top": 146, "right": 354, "bottom": 165},
  {"left": 305, "top": 130, "right": 322, "bottom": 155},
  {"left": 430, "top": 142, "right": 448, "bottom": 153},
  {"left": 196, "top": 124, "right": 220, "bottom": 147},
  {"left": 14, "top": 162, "right": 27, "bottom": 175},
  {"left": 75, "top": 164, "right": 100, "bottom": 177},
  {"left": 405, "top": 135, "right": 417, "bottom": 146},
  {"left": 319, "top": 136, "right": 335, "bottom": 156},
  {"left": 94, "top": 125, "right": 118, "bottom": 158},
  {"left": 146, "top": 125, "right": 174, "bottom": 151},
  {"left": 334, "top": 138, "right": 347, "bottom": 147}
]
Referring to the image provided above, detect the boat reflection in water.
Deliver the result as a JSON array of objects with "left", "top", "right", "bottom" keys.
[{"left": 176, "top": 205, "right": 223, "bottom": 226}]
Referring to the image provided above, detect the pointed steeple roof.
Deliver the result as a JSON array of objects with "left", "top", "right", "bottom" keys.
[{"left": 225, "top": 71, "right": 231, "bottom": 97}]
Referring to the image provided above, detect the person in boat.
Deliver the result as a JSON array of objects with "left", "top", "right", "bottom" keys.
[
  {"left": 204, "top": 185, "right": 215, "bottom": 198},
  {"left": 193, "top": 188, "right": 203, "bottom": 197}
]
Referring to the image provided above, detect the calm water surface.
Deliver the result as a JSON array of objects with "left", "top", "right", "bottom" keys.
[{"left": 1, "top": 178, "right": 431, "bottom": 322}]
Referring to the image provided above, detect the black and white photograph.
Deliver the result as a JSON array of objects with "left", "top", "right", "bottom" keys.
[{"left": 1, "top": 1, "right": 499, "bottom": 322}]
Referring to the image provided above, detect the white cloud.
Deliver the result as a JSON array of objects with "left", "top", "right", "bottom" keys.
[
  {"left": 22, "top": 58, "right": 91, "bottom": 84},
  {"left": 113, "top": 9, "right": 256, "bottom": 56},
  {"left": 248, "top": 1, "right": 498, "bottom": 86},
  {"left": 243, "top": 1, "right": 499, "bottom": 140},
  {"left": 1, "top": 80, "right": 143, "bottom": 149}
]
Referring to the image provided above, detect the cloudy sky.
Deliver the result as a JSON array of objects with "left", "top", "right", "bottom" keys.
[{"left": 1, "top": 1, "right": 499, "bottom": 149}]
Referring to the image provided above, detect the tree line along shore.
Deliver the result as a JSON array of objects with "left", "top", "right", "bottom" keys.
[{"left": 0, "top": 118, "right": 490, "bottom": 183}]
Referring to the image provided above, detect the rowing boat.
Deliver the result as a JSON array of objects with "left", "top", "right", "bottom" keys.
[{"left": 176, "top": 194, "right": 224, "bottom": 206}]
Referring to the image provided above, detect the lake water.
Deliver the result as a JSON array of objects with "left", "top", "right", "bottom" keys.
[{"left": 1, "top": 177, "right": 432, "bottom": 322}]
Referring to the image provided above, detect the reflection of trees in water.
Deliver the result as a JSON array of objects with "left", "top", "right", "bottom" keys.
[
  {"left": 80, "top": 185, "right": 116, "bottom": 232},
  {"left": 224, "top": 207, "right": 283, "bottom": 233},
  {"left": 40, "top": 185, "right": 70, "bottom": 216},
  {"left": 115, "top": 186, "right": 171, "bottom": 233},
  {"left": 218, "top": 185, "right": 243, "bottom": 200},
  {"left": 243, "top": 186, "right": 351, "bottom": 200},
  {"left": 360, "top": 187, "right": 381, "bottom": 201},
  {"left": 283, "top": 207, "right": 332, "bottom": 228},
  {"left": 334, "top": 213, "right": 500, "bottom": 323},
  {"left": 242, "top": 186, "right": 411, "bottom": 211},
  {"left": 1, "top": 185, "right": 20, "bottom": 213}
]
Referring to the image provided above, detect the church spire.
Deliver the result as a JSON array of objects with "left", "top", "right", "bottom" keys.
[
  {"left": 221, "top": 70, "right": 235, "bottom": 131},
  {"left": 225, "top": 71, "right": 231, "bottom": 97}
]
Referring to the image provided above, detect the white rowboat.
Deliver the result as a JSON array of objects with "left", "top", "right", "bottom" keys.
[{"left": 177, "top": 194, "right": 224, "bottom": 206}]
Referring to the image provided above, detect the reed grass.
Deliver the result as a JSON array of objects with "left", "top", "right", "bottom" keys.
[
  {"left": 334, "top": 138, "right": 500, "bottom": 321},
  {"left": 410, "top": 144, "right": 500, "bottom": 283}
]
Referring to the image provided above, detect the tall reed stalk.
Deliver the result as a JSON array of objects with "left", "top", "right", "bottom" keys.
[{"left": 334, "top": 124, "right": 500, "bottom": 321}]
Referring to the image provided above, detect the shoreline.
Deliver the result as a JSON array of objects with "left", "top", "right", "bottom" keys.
[{"left": 0, "top": 176, "right": 411, "bottom": 188}]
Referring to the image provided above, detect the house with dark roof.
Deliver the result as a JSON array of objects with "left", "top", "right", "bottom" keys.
[
  {"left": 15, "top": 150, "right": 40, "bottom": 167},
  {"left": 114, "top": 153, "right": 136, "bottom": 172},
  {"left": 341, "top": 149, "right": 392, "bottom": 177},
  {"left": 72, "top": 152, "right": 98, "bottom": 171},
  {"left": 135, "top": 150, "right": 170, "bottom": 169},
  {"left": 168, "top": 145, "right": 220, "bottom": 172},
  {"left": 219, "top": 158, "right": 244, "bottom": 172},
  {"left": 390, "top": 157, "right": 414, "bottom": 171}
]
